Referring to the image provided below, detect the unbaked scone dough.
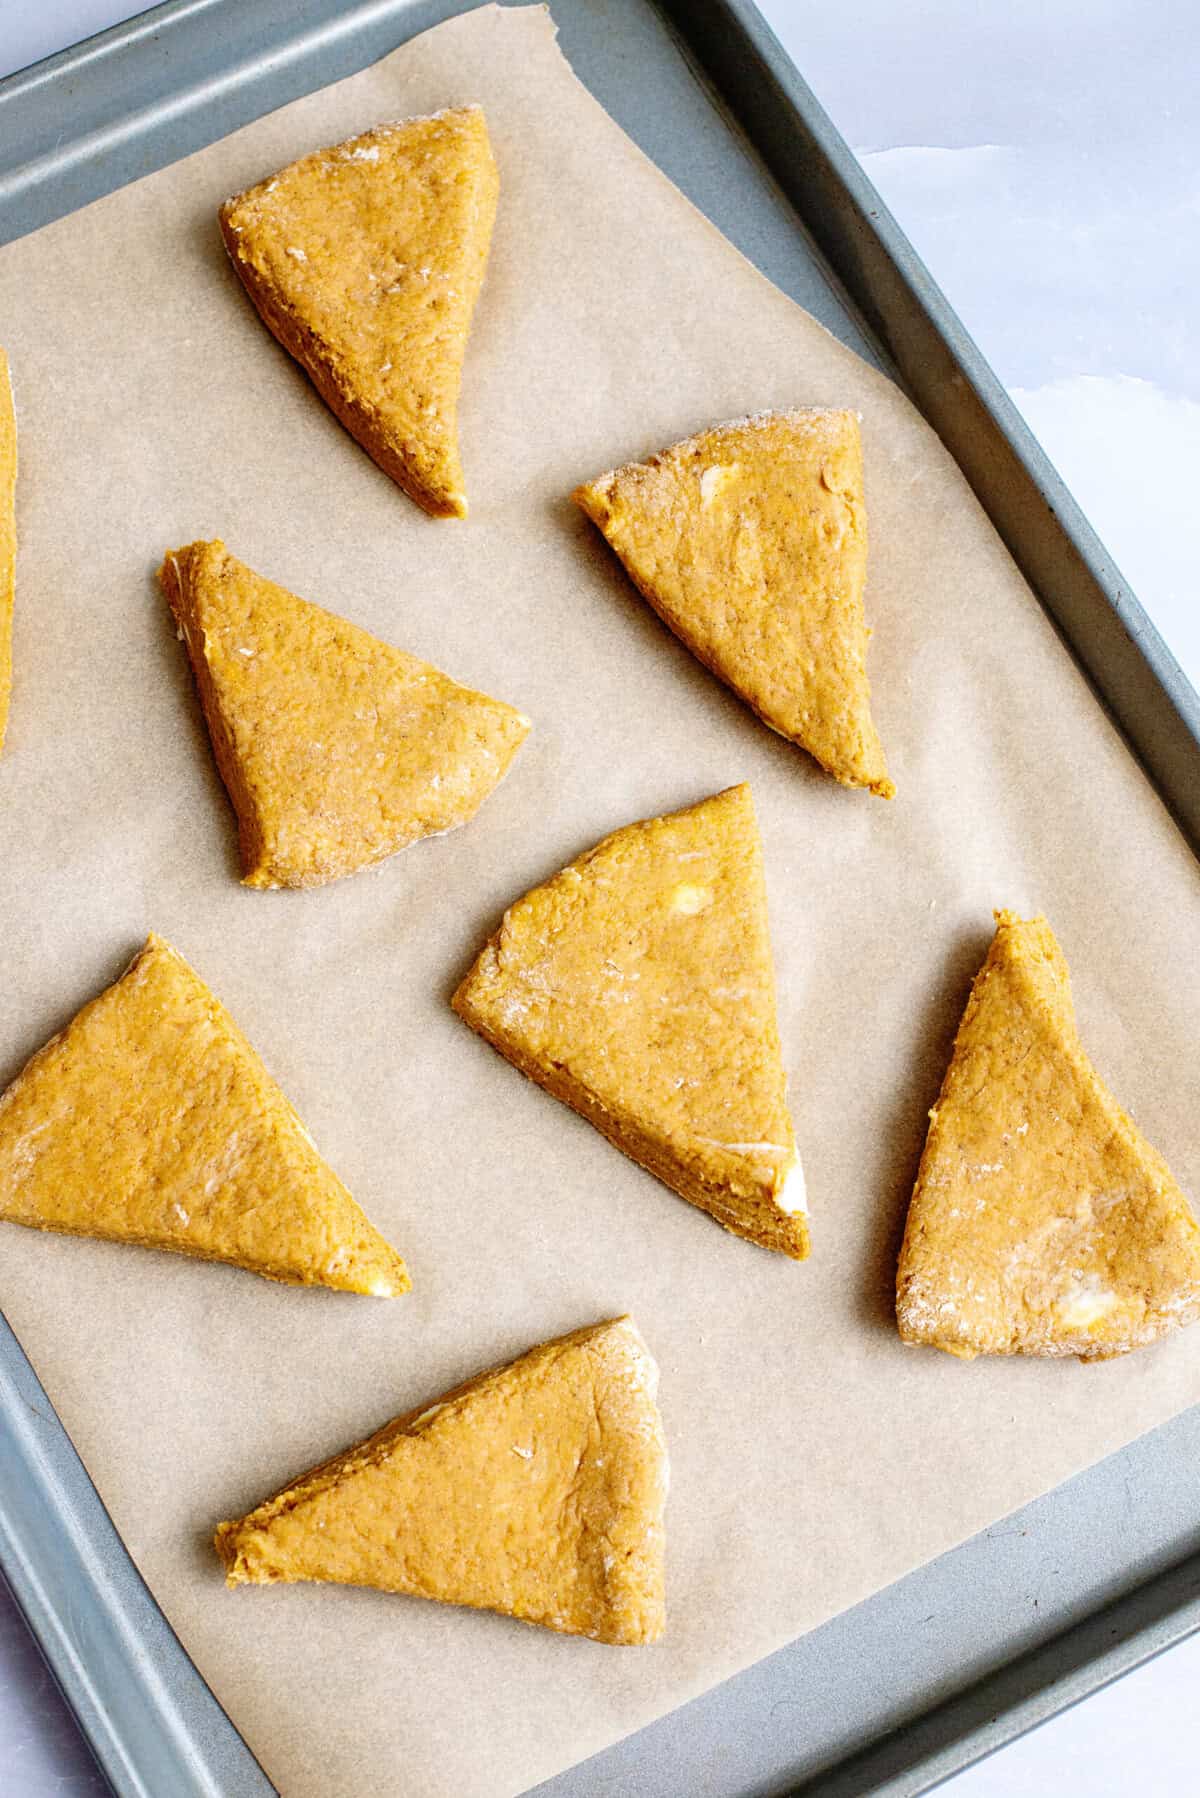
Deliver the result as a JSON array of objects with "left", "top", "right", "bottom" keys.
[
  {"left": 453, "top": 783, "right": 808, "bottom": 1257},
  {"left": 216, "top": 1316, "right": 668, "bottom": 1645},
  {"left": 574, "top": 409, "right": 892, "bottom": 796},
  {"left": 0, "top": 934, "right": 409, "bottom": 1294},
  {"left": 219, "top": 106, "right": 498, "bottom": 518},
  {"left": 897, "top": 911, "right": 1200, "bottom": 1360},
  {"left": 161, "top": 539, "right": 529, "bottom": 889}
]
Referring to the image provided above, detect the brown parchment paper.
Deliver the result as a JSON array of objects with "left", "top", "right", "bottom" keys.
[{"left": 1, "top": 7, "right": 1199, "bottom": 1794}]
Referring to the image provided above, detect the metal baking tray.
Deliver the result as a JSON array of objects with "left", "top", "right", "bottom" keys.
[{"left": 2, "top": 2, "right": 1199, "bottom": 1794}]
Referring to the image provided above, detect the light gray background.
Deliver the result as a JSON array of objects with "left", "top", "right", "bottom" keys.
[{"left": 1, "top": 2, "right": 1197, "bottom": 1794}]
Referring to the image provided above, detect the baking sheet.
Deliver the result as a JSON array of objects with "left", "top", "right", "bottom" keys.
[{"left": 0, "top": 6, "right": 1199, "bottom": 1795}]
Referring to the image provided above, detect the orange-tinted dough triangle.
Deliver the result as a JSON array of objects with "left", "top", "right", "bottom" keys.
[
  {"left": 161, "top": 540, "right": 529, "bottom": 890},
  {"left": 216, "top": 1316, "right": 667, "bottom": 1644},
  {"left": 220, "top": 106, "right": 498, "bottom": 518},
  {"left": 453, "top": 784, "right": 808, "bottom": 1256},
  {"left": 0, "top": 348, "right": 15, "bottom": 752},
  {"left": 575, "top": 409, "right": 892, "bottom": 797},
  {"left": 0, "top": 934, "right": 408, "bottom": 1295},
  {"left": 897, "top": 911, "right": 1200, "bottom": 1361}
]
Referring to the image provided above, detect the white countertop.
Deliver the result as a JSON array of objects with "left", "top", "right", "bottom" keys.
[{"left": 1, "top": 2, "right": 1197, "bottom": 1794}]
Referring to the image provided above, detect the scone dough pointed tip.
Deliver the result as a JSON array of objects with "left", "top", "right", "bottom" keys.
[
  {"left": 897, "top": 910, "right": 1200, "bottom": 1362},
  {"left": 219, "top": 105, "right": 498, "bottom": 519},
  {"left": 0, "top": 932, "right": 409, "bottom": 1295},
  {"left": 160, "top": 539, "right": 529, "bottom": 889},
  {"left": 453, "top": 783, "right": 808, "bottom": 1258},
  {"left": 215, "top": 1316, "right": 668, "bottom": 1645},
  {"left": 574, "top": 409, "right": 892, "bottom": 797}
]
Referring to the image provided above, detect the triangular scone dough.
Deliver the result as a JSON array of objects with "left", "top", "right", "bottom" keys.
[
  {"left": 0, "top": 348, "right": 15, "bottom": 752},
  {"left": 216, "top": 1316, "right": 668, "bottom": 1645},
  {"left": 0, "top": 934, "right": 409, "bottom": 1295},
  {"left": 161, "top": 540, "right": 529, "bottom": 890},
  {"left": 574, "top": 410, "right": 893, "bottom": 797},
  {"left": 453, "top": 784, "right": 808, "bottom": 1257},
  {"left": 219, "top": 107, "right": 498, "bottom": 519},
  {"left": 897, "top": 911, "right": 1200, "bottom": 1361}
]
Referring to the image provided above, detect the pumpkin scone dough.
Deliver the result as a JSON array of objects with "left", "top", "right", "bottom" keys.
[
  {"left": 897, "top": 911, "right": 1200, "bottom": 1361},
  {"left": 453, "top": 783, "right": 808, "bottom": 1257},
  {"left": 0, "top": 934, "right": 409, "bottom": 1295},
  {"left": 0, "top": 347, "right": 15, "bottom": 752},
  {"left": 219, "top": 106, "right": 498, "bottom": 519},
  {"left": 216, "top": 1316, "right": 668, "bottom": 1645},
  {"left": 160, "top": 540, "right": 529, "bottom": 890},
  {"left": 574, "top": 409, "right": 892, "bottom": 797}
]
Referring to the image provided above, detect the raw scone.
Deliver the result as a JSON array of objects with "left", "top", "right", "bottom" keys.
[
  {"left": 453, "top": 784, "right": 808, "bottom": 1257},
  {"left": 0, "top": 934, "right": 409, "bottom": 1294},
  {"left": 219, "top": 106, "right": 498, "bottom": 518},
  {"left": 216, "top": 1316, "right": 668, "bottom": 1645},
  {"left": 574, "top": 409, "right": 892, "bottom": 797},
  {"left": 160, "top": 539, "right": 529, "bottom": 890},
  {"left": 0, "top": 348, "right": 14, "bottom": 751},
  {"left": 897, "top": 911, "right": 1200, "bottom": 1361}
]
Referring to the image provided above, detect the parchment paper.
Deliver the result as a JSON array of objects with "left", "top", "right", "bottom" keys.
[{"left": 1, "top": 7, "right": 1199, "bottom": 1794}]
